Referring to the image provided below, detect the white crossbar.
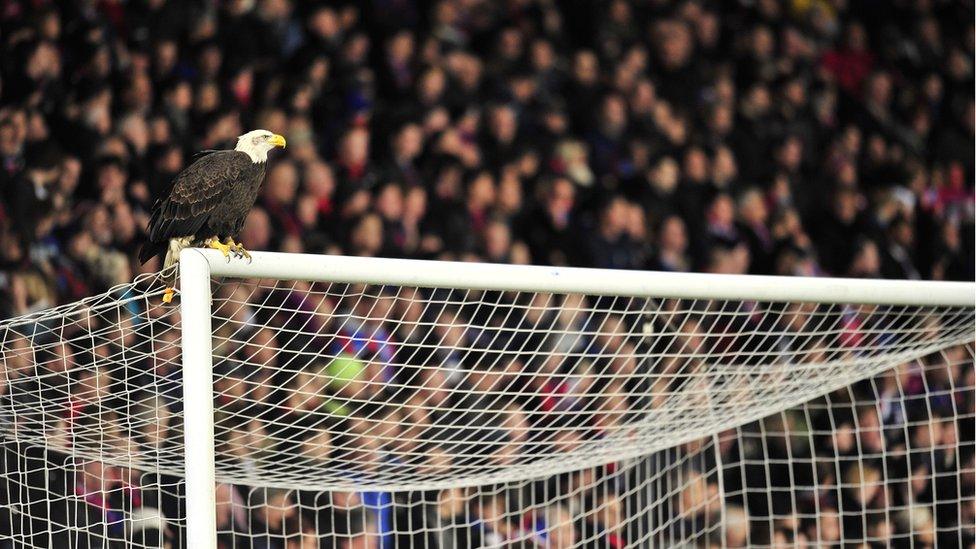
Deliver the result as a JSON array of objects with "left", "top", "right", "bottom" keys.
[{"left": 188, "top": 249, "right": 974, "bottom": 307}]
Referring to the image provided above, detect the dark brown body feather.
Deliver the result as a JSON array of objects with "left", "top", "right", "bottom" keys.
[{"left": 139, "top": 150, "right": 265, "bottom": 264}]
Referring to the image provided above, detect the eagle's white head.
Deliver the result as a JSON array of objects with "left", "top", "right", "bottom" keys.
[{"left": 235, "top": 129, "right": 287, "bottom": 163}]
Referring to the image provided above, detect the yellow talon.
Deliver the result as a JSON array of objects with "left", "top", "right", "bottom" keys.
[
  {"left": 225, "top": 237, "right": 252, "bottom": 261},
  {"left": 207, "top": 238, "right": 232, "bottom": 258},
  {"left": 162, "top": 287, "right": 175, "bottom": 303}
]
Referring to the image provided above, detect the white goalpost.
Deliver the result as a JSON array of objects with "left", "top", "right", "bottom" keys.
[{"left": 1, "top": 248, "right": 973, "bottom": 548}]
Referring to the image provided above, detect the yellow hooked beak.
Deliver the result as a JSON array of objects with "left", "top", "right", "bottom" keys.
[{"left": 269, "top": 134, "right": 287, "bottom": 148}]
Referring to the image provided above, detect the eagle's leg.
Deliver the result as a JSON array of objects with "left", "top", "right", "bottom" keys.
[
  {"left": 162, "top": 287, "right": 176, "bottom": 303},
  {"left": 224, "top": 237, "right": 252, "bottom": 262},
  {"left": 204, "top": 237, "right": 233, "bottom": 260}
]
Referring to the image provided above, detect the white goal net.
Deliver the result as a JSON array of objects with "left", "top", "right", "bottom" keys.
[{"left": 1, "top": 254, "right": 973, "bottom": 548}]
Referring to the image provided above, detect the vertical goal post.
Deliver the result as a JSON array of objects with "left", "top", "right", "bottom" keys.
[{"left": 178, "top": 248, "right": 974, "bottom": 549}]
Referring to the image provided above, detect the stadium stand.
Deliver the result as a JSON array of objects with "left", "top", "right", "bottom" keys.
[{"left": 0, "top": 1, "right": 973, "bottom": 547}]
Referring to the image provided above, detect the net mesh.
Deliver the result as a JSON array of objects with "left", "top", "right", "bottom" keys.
[{"left": 1, "top": 268, "right": 973, "bottom": 548}]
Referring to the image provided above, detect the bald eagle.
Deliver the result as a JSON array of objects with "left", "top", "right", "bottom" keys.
[{"left": 139, "top": 129, "right": 286, "bottom": 301}]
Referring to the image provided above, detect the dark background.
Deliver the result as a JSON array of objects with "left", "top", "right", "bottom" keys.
[{"left": 0, "top": 0, "right": 973, "bottom": 318}]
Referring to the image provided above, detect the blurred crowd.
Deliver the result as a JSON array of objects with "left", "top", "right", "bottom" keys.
[
  {"left": 0, "top": 0, "right": 974, "bottom": 548},
  {"left": 0, "top": 0, "right": 974, "bottom": 318}
]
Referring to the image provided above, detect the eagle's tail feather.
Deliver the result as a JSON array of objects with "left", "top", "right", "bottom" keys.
[
  {"left": 163, "top": 237, "right": 195, "bottom": 271},
  {"left": 139, "top": 237, "right": 195, "bottom": 304},
  {"left": 138, "top": 241, "right": 165, "bottom": 265}
]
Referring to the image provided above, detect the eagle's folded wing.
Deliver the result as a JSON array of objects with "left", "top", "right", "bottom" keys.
[{"left": 146, "top": 151, "right": 248, "bottom": 244}]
